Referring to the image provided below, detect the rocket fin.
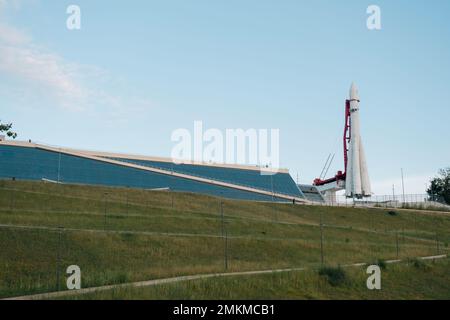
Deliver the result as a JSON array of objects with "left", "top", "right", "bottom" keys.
[{"left": 359, "top": 138, "right": 371, "bottom": 196}]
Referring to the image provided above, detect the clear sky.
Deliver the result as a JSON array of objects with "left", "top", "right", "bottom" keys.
[{"left": 1, "top": 0, "right": 449, "bottom": 195}]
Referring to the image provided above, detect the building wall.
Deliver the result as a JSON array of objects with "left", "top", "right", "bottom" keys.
[
  {"left": 0, "top": 145, "right": 299, "bottom": 202},
  {"left": 104, "top": 157, "right": 303, "bottom": 198}
]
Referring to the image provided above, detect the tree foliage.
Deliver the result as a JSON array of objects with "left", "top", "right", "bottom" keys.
[
  {"left": 427, "top": 168, "right": 450, "bottom": 205},
  {"left": 0, "top": 121, "right": 17, "bottom": 139}
]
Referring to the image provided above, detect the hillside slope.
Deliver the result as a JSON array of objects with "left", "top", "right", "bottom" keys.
[{"left": 0, "top": 180, "right": 449, "bottom": 299}]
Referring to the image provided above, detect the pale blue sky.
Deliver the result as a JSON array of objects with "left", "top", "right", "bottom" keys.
[{"left": 1, "top": 0, "right": 449, "bottom": 194}]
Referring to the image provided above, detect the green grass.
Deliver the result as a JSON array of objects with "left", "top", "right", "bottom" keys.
[
  {"left": 63, "top": 258, "right": 450, "bottom": 300},
  {"left": 0, "top": 180, "right": 449, "bottom": 299}
]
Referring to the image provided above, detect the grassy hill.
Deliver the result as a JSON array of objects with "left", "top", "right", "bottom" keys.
[{"left": 0, "top": 180, "right": 449, "bottom": 299}]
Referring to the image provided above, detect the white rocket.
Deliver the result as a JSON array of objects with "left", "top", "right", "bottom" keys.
[{"left": 345, "top": 83, "right": 372, "bottom": 198}]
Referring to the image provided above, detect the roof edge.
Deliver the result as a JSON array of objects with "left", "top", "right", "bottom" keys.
[{"left": 0, "top": 140, "right": 290, "bottom": 174}]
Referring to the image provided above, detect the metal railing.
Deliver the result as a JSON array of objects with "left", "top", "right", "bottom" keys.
[{"left": 309, "top": 193, "right": 450, "bottom": 210}]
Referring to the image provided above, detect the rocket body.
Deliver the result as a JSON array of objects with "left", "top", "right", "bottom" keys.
[{"left": 345, "top": 83, "right": 371, "bottom": 198}]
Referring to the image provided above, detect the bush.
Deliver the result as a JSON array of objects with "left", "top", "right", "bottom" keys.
[
  {"left": 121, "top": 232, "right": 136, "bottom": 241},
  {"left": 387, "top": 210, "right": 398, "bottom": 216},
  {"left": 115, "top": 272, "right": 130, "bottom": 284},
  {"left": 318, "top": 266, "right": 347, "bottom": 286},
  {"left": 371, "top": 259, "right": 387, "bottom": 270},
  {"left": 408, "top": 258, "right": 430, "bottom": 270}
]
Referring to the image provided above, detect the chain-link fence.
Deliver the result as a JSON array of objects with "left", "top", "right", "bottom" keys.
[{"left": 314, "top": 193, "right": 450, "bottom": 211}]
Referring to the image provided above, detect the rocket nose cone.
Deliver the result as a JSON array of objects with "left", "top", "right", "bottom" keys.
[{"left": 350, "top": 82, "right": 359, "bottom": 100}]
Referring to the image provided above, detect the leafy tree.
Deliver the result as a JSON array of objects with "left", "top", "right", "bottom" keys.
[
  {"left": 0, "top": 121, "right": 17, "bottom": 139},
  {"left": 427, "top": 168, "right": 450, "bottom": 205}
]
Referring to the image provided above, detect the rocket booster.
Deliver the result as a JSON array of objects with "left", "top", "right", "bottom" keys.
[{"left": 345, "top": 83, "right": 372, "bottom": 198}]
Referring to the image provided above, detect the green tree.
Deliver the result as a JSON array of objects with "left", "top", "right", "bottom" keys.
[
  {"left": 427, "top": 168, "right": 450, "bottom": 205},
  {"left": 0, "top": 121, "right": 17, "bottom": 139}
]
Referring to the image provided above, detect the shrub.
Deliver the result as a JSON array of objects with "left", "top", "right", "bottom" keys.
[
  {"left": 370, "top": 259, "right": 387, "bottom": 270},
  {"left": 318, "top": 266, "right": 347, "bottom": 286},
  {"left": 387, "top": 210, "right": 398, "bottom": 216},
  {"left": 115, "top": 272, "right": 130, "bottom": 283},
  {"left": 408, "top": 258, "right": 429, "bottom": 270},
  {"left": 121, "top": 232, "right": 136, "bottom": 241}
]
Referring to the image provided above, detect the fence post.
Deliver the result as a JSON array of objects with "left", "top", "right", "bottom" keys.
[
  {"left": 225, "top": 229, "right": 229, "bottom": 271},
  {"left": 396, "top": 231, "right": 400, "bottom": 259},
  {"left": 104, "top": 192, "right": 108, "bottom": 231},
  {"left": 414, "top": 212, "right": 417, "bottom": 236},
  {"left": 436, "top": 232, "right": 440, "bottom": 255},
  {"left": 126, "top": 187, "right": 129, "bottom": 217},
  {"left": 9, "top": 187, "right": 16, "bottom": 212},
  {"left": 272, "top": 200, "right": 277, "bottom": 223},
  {"left": 56, "top": 226, "right": 64, "bottom": 291},
  {"left": 220, "top": 202, "right": 224, "bottom": 237},
  {"left": 320, "top": 212, "right": 324, "bottom": 266},
  {"left": 220, "top": 202, "right": 229, "bottom": 271}
]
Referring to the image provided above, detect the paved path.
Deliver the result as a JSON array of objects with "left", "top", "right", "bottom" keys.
[{"left": 3, "top": 254, "right": 447, "bottom": 300}]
